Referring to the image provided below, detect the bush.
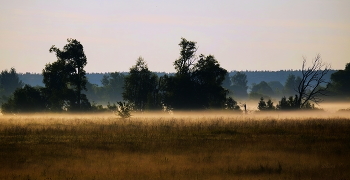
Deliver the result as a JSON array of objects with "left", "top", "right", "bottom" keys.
[
  {"left": 116, "top": 101, "right": 133, "bottom": 119},
  {"left": 1, "top": 85, "right": 46, "bottom": 114},
  {"left": 225, "top": 97, "right": 241, "bottom": 111},
  {"left": 258, "top": 97, "right": 275, "bottom": 111},
  {"left": 276, "top": 95, "right": 320, "bottom": 111},
  {"left": 276, "top": 96, "right": 298, "bottom": 110}
]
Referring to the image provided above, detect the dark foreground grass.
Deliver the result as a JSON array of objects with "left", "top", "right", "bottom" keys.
[{"left": 0, "top": 113, "right": 349, "bottom": 179}]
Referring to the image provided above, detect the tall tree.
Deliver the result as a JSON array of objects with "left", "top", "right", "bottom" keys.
[
  {"left": 192, "top": 54, "right": 228, "bottom": 108},
  {"left": 165, "top": 38, "right": 229, "bottom": 110},
  {"left": 44, "top": 38, "right": 90, "bottom": 111},
  {"left": 173, "top": 38, "right": 197, "bottom": 75},
  {"left": 295, "top": 54, "right": 330, "bottom": 108},
  {"left": 42, "top": 60, "right": 71, "bottom": 111},
  {"left": 123, "top": 57, "right": 159, "bottom": 110},
  {"left": 164, "top": 38, "right": 199, "bottom": 109}
]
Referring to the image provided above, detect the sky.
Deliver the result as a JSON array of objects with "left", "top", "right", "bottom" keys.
[{"left": 0, "top": 0, "right": 349, "bottom": 73}]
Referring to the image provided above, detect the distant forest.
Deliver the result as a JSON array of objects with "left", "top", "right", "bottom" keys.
[{"left": 18, "top": 70, "right": 337, "bottom": 88}]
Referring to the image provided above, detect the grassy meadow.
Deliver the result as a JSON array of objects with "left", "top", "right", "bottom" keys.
[{"left": 0, "top": 111, "right": 349, "bottom": 180}]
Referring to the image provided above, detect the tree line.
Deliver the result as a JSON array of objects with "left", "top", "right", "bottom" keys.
[{"left": 0, "top": 38, "right": 349, "bottom": 114}]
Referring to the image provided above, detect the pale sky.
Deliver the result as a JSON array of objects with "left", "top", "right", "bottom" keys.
[{"left": 0, "top": 0, "right": 349, "bottom": 73}]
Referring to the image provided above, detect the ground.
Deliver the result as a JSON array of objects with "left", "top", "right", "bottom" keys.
[{"left": 0, "top": 111, "right": 349, "bottom": 180}]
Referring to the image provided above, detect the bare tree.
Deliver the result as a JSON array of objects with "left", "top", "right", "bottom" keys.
[{"left": 295, "top": 54, "right": 330, "bottom": 108}]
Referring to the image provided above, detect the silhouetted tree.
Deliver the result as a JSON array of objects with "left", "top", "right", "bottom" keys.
[
  {"left": 276, "top": 96, "right": 298, "bottom": 110},
  {"left": 42, "top": 60, "right": 71, "bottom": 111},
  {"left": 43, "top": 38, "right": 90, "bottom": 111},
  {"left": 329, "top": 62, "right": 350, "bottom": 97},
  {"left": 164, "top": 38, "right": 229, "bottom": 110},
  {"left": 116, "top": 101, "right": 133, "bottom": 119},
  {"left": 123, "top": 57, "right": 159, "bottom": 110},
  {"left": 258, "top": 97, "right": 267, "bottom": 111},
  {"left": 225, "top": 97, "right": 240, "bottom": 111},
  {"left": 0, "top": 68, "right": 24, "bottom": 103},
  {"left": 1, "top": 85, "right": 46, "bottom": 114},
  {"left": 230, "top": 72, "right": 248, "bottom": 98},
  {"left": 258, "top": 97, "right": 275, "bottom": 111},
  {"left": 192, "top": 54, "right": 228, "bottom": 108},
  {"left": 266, "top": 99, "right": 275, "bottom": 110},
  {"left": 173, "top": 38, "right": 197, "bottom": 75},
  {"left": 164, "top": 38, "right": 199, "bottom": 109},
  {"left": 276, "top": 96, "right": 290, "bottom": 110},
  {"left": 294, "top": 54, "right": 330, "bottom": 108},
  {"left": 276, "top": 95, "right": 315, "bottom": 110}
]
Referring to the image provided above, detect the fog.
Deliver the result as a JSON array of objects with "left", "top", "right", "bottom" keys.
[{"left": 0, "top": 102, "right": 349, "bottom": 123}]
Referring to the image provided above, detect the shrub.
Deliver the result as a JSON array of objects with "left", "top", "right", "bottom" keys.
[
  {"left": 225, "top": 97, "right": 241, "bottom": 111},
  {"left": 276, "top": 95, "right": 320, "bottom": 111},
  {"left": 116, "top": 101, "right": 133, "bottom": 119},
  {"left": 258, "top": 97, "right": 275, "bottom": 111},
  {"left": 1, "top": 85, "right": 46, "bottom": 114}
]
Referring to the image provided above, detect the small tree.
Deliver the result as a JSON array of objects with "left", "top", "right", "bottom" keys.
[
  {"left": 276, "top": 95, "right": 307, "bottom": 110},
  {"left": 47, "top": 38, "right": 90, "bottom": 111},
  {"left": 258, "top": 97, "right": 275, "bottom": 111},
  {"left": 266, "top": 99, "right": 275, "bottom": 110},
  {"left": 258, "top": 97, "right": 267, "bottom": 111},
  {"left": 225, "top": 97, "right": 241, "bottom": 111},
  {"left": 116, "top": 101, "right": 133, "bottom": 119}
]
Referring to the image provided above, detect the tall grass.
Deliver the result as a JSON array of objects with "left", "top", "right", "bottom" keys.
[{"left": 0, "top": 113, "right": 349, "bottom": 179}]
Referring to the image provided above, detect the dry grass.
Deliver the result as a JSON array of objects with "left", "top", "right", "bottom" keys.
[{"left": 0, "top": 112, "right": 349, "bottom": 180}]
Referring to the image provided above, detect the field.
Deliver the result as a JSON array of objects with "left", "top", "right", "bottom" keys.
[{"left": 0, "top": 111, "right": 349, "bottom": 180}]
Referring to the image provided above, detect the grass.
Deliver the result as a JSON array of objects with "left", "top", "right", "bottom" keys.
[{"left": 0, "top": 112, "right": 349, "bottom": 179}]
